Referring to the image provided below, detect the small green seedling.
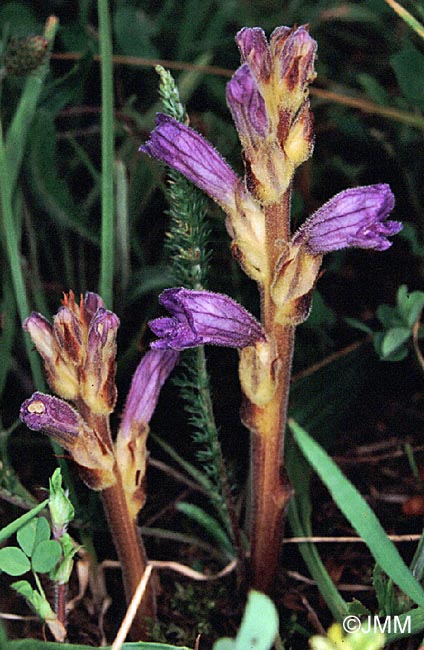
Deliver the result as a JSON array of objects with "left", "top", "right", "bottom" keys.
[{"left": 0, "top": 469, "right": 77, "bottom": 642}]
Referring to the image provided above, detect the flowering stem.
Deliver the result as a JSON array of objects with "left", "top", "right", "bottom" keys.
[
  {"left": 101, "top": 473, "right": 156, "bottom": 639},
  {"left": 247, "top": 190, "right": 295, "bottom": 593}
]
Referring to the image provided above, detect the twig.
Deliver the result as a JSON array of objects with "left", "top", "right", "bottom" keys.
[{"left": 111, "top": 565, "right": 153, "bottom": 650}]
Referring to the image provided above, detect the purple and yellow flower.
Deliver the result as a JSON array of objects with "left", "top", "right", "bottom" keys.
[
  {"left": 226, "top": 25, "right": 317, "bottom": 202},
  {"left": 141, "top": 114, "right": 240, "bottom": 214},
  {"left": 24, "top": 291, "right": 119, "bottom": 414},
  {"left": 292, "top": 184, "right": 402, "bottom": 253},
  {"left": 20, "top": 392, "right": 115, "bottom": 490},
  {"left": 272, "top": 184, "right": 402, "bottom": 324},
  {"left": 116, "top": 348, "right": 179, "bottom": 517},
  {"left": 149, "top": 287, "right": 265, "bottom": 350},
  {"left": 141, "top": 114, "right": 266, "bottom": 281}
]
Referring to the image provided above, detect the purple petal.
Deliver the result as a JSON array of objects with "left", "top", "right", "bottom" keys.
[
  {"left": 140, "top": 114, "right": 240, "bottom": 212},
  {"left": 272, "top": 25, "right": 317, "bottom": 91},
  {"left": 20, "top": 392, "right": 81, "bottom": 442},
  {"left": 23, "top": 312, "right": 55, "bottom": 359},
  {"left": 226, "top": 64, "right": 268, "bottom": 146},
  {"left": 235, "top": 27, "right": 271, "bottom": 81},
  {"left": 292, "top": 184, "right": 402, "bottom": 254},
  {"left": 120, "top": 349, "right": 179, "bottom": 437},
  {"left": 149, "top": 287, "right": 265, "bottom": 350},
  {"left": 83, "top": 291, "right": 104, "bottom": 320}
]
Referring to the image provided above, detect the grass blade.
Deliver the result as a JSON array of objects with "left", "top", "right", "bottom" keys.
[
  {"left": 97, "top": 0, "right": 115, "bottom": 308},
  {"left": 289, "top": 419, "right": 424, "bottom": 609}
]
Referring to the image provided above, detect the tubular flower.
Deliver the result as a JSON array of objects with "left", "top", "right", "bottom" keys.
[
  {"left": 227, "top": 25, "right": 317, "bottom": 203},
  {"left": 141, "top": 114, "right": 266, "bottom": 281},
  {"left": 116, "top": 349, "right": 179, "bottom": 518},
  {"left": 24, "top": 291, "right": 119, "bottom": 413},
  {"left": 119, "top": 349, "right": 180, "bottom": 437},
  {"left": 20, "top": 392, "right": 115, "bottom": 490},
  {"left": 291, "top": 184, "right": 402, "bottom": 253},
  {"left": 149, "top": 287, "right": 266, "bottom": 350},
  {"left": 272, "top": 184, "right": 402, "bottom": 324},
  {"left": 141, "top": 113, "right": 240, "bottom": 213}
]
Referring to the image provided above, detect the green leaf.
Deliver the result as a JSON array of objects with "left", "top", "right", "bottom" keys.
[
  {"left": 391, "top": 45, "right": 424, "bottom": 110},
  {"left": 176, "top": 502, "right": 234, "bottom": 556},
  {"left": 17, "top": 519, "right": 37, "bottom": 557},
  {"left": 381, "top": 327, "right": 411, "bottom": 358},
  {"left": 0, "top": 547, "right": 31, "bottom": 576},
  {"left": 11, "top": 579, "right": 56, "bottom": 620},
  {"left": 373, "top": 331, "right": 409, "bottom": 362},
  {"left": 214, "top": 591, "right": 278, "bottom": 650},
  {"left": 357, "top": 73, "right": 389, "bottom": 105},
  {"left": 290, "top": 419, "right": 424, "bottom": 608},
  {"left": 7, "top": 641, "right": 191, "bottom": 649},
  {"left": 0, "top": 500, "right": 48, "bottom": 544},
  {"left": 398, "top": 289, "right": 424, "bottom": 327},
  {"left": 373, "top": 564, "right": 395, "bottom": 616},
  {"left": 16, "top": 517, "right": 51, "bottom": 557},
  {"left": 376, "top": 303, "right": 401, "bottom": 328},
  {"left": 31, "top": 540, "right": 62, "bottom": 574},
  {"left": 345, "top": 317, "right": 373, "bottom": 335},
  {"left": 346, "top": 599, "right": 371, "bottom": 617}
]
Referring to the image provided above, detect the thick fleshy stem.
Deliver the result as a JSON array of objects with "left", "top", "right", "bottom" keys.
[
  {"left": 243, "top": 190, "right": 295, "bottom": 593},
  {"left": 76, "top": 404, "right": 156, "bottom": 639}
]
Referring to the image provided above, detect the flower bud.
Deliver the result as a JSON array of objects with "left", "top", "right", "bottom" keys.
[
  {"left": 23, "top": 313, "right": 79, "bottom": 400},
  {"left": 4, "top": 36, "right": 49, "bottom": 76},
  {"left": 48, "top": 468, "right": 74, "bottom": 539},
  {"left": 80, "top": 308, "right": 120, "bottom": 414}
]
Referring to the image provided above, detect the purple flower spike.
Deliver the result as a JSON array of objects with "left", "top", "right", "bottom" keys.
[
  {"left": 226, "top": 64, "right": 268, "bottom": 147},
  {"left": 149, "top": 287, "right": 265, "bottom": 350},
  {"left": 20, "top": 392, "right": 81, "bottom": 443},
  {"left": 292, "top": 184, "right": 402, "bottom": 254},
  {"left": 140, "top": 114, "right": 240, "bottom": 213},
  {"left": 120, "top": 349, "right": 179, "bottom": 438}
]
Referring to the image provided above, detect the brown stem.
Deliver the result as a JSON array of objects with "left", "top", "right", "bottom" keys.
[
  {"left": 101, "top": 469, "right": 156, "bottom": 640},
  {"left": 246, "top": 190, "right": 296, "bottom": 593}
]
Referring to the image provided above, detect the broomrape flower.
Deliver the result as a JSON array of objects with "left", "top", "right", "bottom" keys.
[
  {"left": 116, "top": 348, "right": 179, "bottom": 517},
  {"left": 141, "top": 114, "right": 267, "bottom": 281},
  {"left": 149, "top": 287, "right": 266, "bottom": 350},
  {"left": 24, "top": 291, "right": 119, "bottom": 414},
  {"left": 20, "top": 291, "right": 179, "bottom": 499},
  {"left": 291, "top": 184, "right": 402, "bottom": 254},
  {"left": 271, "top": 184, "right": 401, "bottom": 324}
]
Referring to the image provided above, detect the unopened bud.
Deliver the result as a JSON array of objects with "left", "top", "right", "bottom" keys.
[{"left": 4, "top": 36, "right": 49, "bottom": 76}]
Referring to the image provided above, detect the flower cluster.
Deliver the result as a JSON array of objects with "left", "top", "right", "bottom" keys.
[
  {"left": 142, "top": 26, "right": 401, "bottom": 326},
  {"left": 20, "top": 292, "right": 178, "bottom": 506}
]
